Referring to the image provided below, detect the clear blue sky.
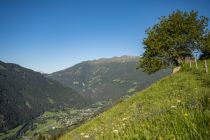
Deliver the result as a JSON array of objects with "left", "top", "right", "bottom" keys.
[{"left": 0, "top": 0, "right": 210, "bottom": 73}]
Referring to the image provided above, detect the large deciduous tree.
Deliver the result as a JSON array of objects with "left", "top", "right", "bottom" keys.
[{"left": 138, "top": 10, "right": 208, "bottom": 74}]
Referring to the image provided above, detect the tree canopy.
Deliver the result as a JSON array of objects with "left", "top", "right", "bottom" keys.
[
  {"left": 200, "top": 31, "right": 210, "bottom": 59},
  {"left": 138, "top": 10, "right": 209, "bottom": 74}
]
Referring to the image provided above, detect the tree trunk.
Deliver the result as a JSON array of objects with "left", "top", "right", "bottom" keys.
[
  {"left": 205, "top": 60, "right": 208, "bottom": 73},
  {"left": 172, "top": 66, "right": 181, "bottom": 74}
]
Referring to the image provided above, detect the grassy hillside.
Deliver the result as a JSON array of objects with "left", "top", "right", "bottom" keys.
[{"left": 59, "top": 60, "right": 210, "bottom": 140}]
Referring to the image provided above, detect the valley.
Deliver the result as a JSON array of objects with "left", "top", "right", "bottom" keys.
[
  {"left": 1, "top": 1, "right": 210, "bottom": 139},
  {"left": 0, "top": 100, "right": 111, "bottom": 140},
  {"left": 0, "top": 61, "right": 89, "bottom": 134},
  {"left": 0, "top": 56, "right": 171, "bottom": 140}
]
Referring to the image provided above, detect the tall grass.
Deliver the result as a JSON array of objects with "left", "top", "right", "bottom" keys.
[{"left": 59, "top": 60, "right": 210, "bottom": 140}]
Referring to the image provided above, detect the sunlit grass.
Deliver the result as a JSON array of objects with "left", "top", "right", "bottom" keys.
[{"left": 59, "top": 60, "right": 210, "bottom": 140}]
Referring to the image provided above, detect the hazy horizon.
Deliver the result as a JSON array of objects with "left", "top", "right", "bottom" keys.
[{"left": 0, "top": 0, "right": 210, "bottom": 73}]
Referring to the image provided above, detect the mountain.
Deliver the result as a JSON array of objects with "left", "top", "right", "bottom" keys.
[
  {"left": 0, "top": 61, "right": 87, "bottom": 132},
  {"left": 47, "top": 56, "right": 171, "bottom": 102}
]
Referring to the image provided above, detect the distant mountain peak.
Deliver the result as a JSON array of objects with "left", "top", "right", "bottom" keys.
[{"left": 86, "top": 55, "right": 139, "bottom": 65}]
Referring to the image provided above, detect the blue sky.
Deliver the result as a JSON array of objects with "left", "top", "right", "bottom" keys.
[{"left": 0, "top": 0, "right": 210, "bottom": 73}]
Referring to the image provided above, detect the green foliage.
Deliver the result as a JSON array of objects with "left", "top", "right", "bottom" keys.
[
  {"left": 0, "top": 126, "right": 22, "bottom": 140},
  {"left": 200, "top": 31, "right": 210, "bottom": 59},
  {"left": 59, "top": 60, "right": 210, "bottom": 140},
  {"left": 139, "top": 10, "right": 209, "bottom": 73}
]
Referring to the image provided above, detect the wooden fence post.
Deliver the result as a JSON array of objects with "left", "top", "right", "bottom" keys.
[
  {"left": 195, "top": 57, "right": 198, "bottom": 69},
  {"left": 205, "top": 60, "right": 208, "bottom": 73},
  {"left": 190, "top": 60, "right": 192, "bottom": 68}
]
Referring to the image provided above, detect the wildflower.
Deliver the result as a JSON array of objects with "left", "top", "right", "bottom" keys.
[
  {"left": 122, "top": 117, "right": 128, "bottom": 121},
  {"left": 184, "top": 113, "right": 188, "bottom": 117},
  {"left": 158, "top": 136, "right": 163, "bottom": 140},
  {"left": 84, "top": 134, "right": 90, "bottom": 138},
  {"left": 80, "top": 133, "right": 85, "bottom": 136},
  {"left": 113, "top": 129, "right": 119, "bottom": 133},
  {"left": 171, "top": 105, "right": 176, "bottom": 108}
]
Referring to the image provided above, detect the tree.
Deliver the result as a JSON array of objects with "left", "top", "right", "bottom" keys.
[
  {"left": 200, "top": 31, "right": 210, "bottom": 59},
  {"left": 138, "top": 10, "right": 209, "bottom": 74}
]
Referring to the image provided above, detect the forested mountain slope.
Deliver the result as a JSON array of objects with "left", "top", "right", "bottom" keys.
[
  {"left": 47, "top": 56, "right": 171, "bottom": 102},
  {"left": 0, "top": 61, "right": 87, "bottom": 132}
]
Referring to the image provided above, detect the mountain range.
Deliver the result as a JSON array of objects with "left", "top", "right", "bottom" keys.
[
  {"left": 0, "top": 56, "right": 171, "bottom": 133},
  {"left": 47, "top": 56, "right": 171, "bottom": 102}
]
